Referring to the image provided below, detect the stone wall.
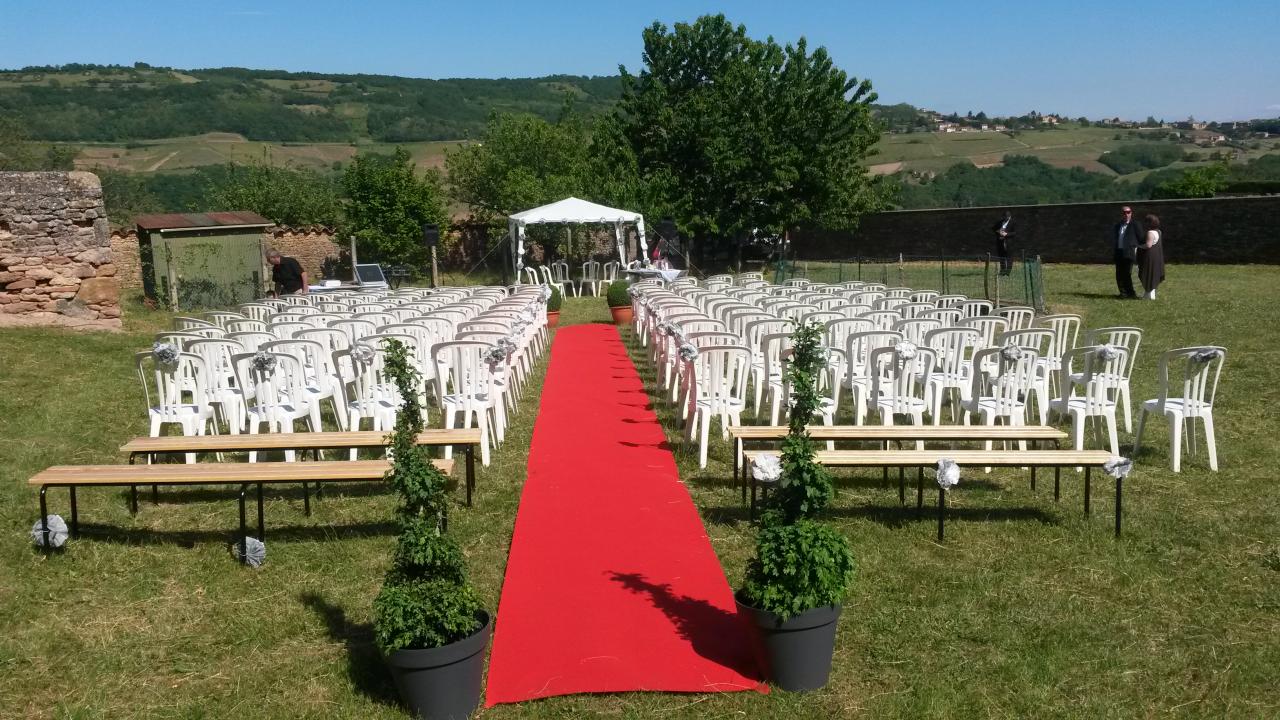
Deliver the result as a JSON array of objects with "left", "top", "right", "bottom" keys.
[
  {"left": 266, "top": 226, "right": 342, "bottom": 280},
  {"left": 0, "top": 171, "right": 120, "bottom": 330},
  {"left": 792, "top": 195, "right": 1280, "bottom": 264}
]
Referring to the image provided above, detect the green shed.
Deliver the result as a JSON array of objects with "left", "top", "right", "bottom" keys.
[{"left": 135, "top": 212, "right": 273, "bottom": 310}]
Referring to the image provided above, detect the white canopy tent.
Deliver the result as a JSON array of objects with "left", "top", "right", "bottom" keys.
[{"left": 508, "top": 197, "right": 648, "bottom": 282}]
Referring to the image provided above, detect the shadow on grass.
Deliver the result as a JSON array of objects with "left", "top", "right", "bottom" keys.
[
  {"left": 299, "top": 591, "right": 401, "bottom": 708},
  {"left": 607, "top": 571, "right": 762, "bottom": 679},
  {"left": 72, "top": 520, "right": 397, "bottom": 547},
  {"left": 699, "top": 501, "right": 1059, "bottom": 530}
]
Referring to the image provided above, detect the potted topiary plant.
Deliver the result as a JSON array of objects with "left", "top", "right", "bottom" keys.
[
  {"left": 374, "top": 339, "right": 490, "bottom": 720},
  {"left": 736, "top": 321, "right": 856, "bottom": 692},
  {"left": 606, "top": 280, "right": 632, "bottom": 325},
  {"left": 546, "top": 286, "right": 562, "bottom": 328}
]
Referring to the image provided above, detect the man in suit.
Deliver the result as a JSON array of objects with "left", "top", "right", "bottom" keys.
[
  {"left": 1112, "top": 206, "right": 1143, "bottom": 298},
  {"left": 993, "top": 210, "right": 1014, "bottom": 276}
]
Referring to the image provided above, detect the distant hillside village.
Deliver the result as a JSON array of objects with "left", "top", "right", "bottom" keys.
[{"left": 879, "top": 105, "right": 1275, "bottom": 146}]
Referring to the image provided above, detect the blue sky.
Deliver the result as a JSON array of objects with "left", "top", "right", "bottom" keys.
[{"left": 1, "top": 1, "right": 1277, "bottom": 120}]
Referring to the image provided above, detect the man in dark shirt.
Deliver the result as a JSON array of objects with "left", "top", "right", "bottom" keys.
[
  {"left": 993, "top": 210, "right": 1014, "bottom": 276},
  {"left": 266, "top": 249, "right": 308, "bottom": 295}
]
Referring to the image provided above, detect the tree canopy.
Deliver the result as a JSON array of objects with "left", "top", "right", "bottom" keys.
[
  {"left": 615, "top": 14, "right": 890, "bottom": 258},
  {"left": 342, "top": 148, "right": 449, "bottom": 264}
]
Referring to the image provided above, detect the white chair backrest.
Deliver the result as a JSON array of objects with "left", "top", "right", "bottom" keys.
[
  {"left": 1037, "top": 314, "right": 1082, "bottom": 361},
  {"left": 892, "top": 318, "right": 944, "bottom": 346},
  {"left": 226, "top": 331, "right": 275, "bottom": 354},
  {"left": 1084, "top": 326, "right": 1142, "bottom": 380},
  {"left": 846, "top": 330, "right": 904, "bottom": 379},
  {"left": 960, "top": 299, "right": 993, "bottom": 318},
  {"left": 924, "top": 327, "right": 981, "bottom": 378},
  {"left": 959, "top": 316, "right": 1010, "bottom": 349},
  {"left": 970, "top": 346, "right": 1040, "bottom": 415},
  {"left": 135, "top": 350, "right": 208, "bottom": 418},
  {"left": 1059, "top": 345, "right": 1129, "bottom": 412},
  {"left": 994, "top": 305, "right": 1036, "bottom": 331},
  {"left": 869, "top": 345, "right": 936, "bottom": 414},
  {"left": 329, "top": 319, "right": 378, "bottom": 345},
  {"left": 1152, "top": 346, "right": 1226, "bottom": 416}
]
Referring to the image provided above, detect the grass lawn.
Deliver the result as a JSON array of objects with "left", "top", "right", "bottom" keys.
[{"left": 2, "top": 264, "right": 1278, "bottom": 718}]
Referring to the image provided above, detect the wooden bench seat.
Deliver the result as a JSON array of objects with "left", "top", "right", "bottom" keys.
[
  {"left": 30, "top": 458, "right": 454, "bottom": 562},
  {"left": 119, "top": 428, "right": 482, "bottom": 506},
  {"left": 742, "top": 448, "right": 1125, "bottom": 536},
  {"left": 729, "top": 424, "right": 1069, "bottom": 491}
]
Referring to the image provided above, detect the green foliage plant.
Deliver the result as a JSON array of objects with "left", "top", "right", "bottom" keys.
[
  {"left": 372, "top": 340, "right": 482, "bottom": 653},
  {"left": 605, "top": 280, "right": 631, "bottom": 308},
  {"left": 342, "top": 147, "right": 449, "bottom": 266},
  {"left": 742, "top": 321, "right": 855, "bottom": 619},
  {"left": 546, "top": 286, "right": 563, "bottom": 312}
]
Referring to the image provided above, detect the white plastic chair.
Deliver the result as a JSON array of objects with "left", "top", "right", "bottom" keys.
[
  {"left": 1050, "top": 345, "right": 1128, "bottom": 455},
  {"left": 135, "top": 351, "right": 218, "bottom": 464},
  {"left": 1083, "top": 327, "right": 1142, "bottom": 433},
  {"left": 232, "top": 351, "right": 318, "bottom": 462},
  {"left": 867, "top": 345, "right": 937, "bottom": 442},
  {"left": 685, "top": 345, "right": 751, "bottom": 469},
  {"left": 434, "top": 340, "right": 498, "bottom": 466},
  {"left": 1134, "top": 347, "right": 1225, "bottom": 472},
  {"left": 961, "top": 346, "right": 1040, "bottom": 455}
]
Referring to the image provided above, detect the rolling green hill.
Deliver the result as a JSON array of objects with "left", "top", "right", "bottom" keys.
[{"left": 0, "top": 63, "right": 624, "bottom": 143}]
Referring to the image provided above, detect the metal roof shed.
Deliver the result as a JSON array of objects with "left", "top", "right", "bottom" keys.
[{"left": 135, "top": 212, "right": 273, "bottom": 310}]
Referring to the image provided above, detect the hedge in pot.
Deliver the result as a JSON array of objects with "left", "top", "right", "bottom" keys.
[
  {"left": 737, "top": 321, "right": 856, "bottom": 692},
  {"left": 546, "top": 286, "right": 562, "bottom": 328},
  {"left": 374, "top": 339, "right": 490, "bottom": 720},
  {"left": 606, "top": 280, "right": 633, "bottom": 325}
]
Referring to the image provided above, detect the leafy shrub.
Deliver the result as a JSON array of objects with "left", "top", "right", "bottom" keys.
[
  {"left": 742, "top": 520, "right": 857, "bottom": 618},
  {"left": 547, "top": 285, "right": 562, "bottom": 312},
  {"left": 1097, "top": 144, "right": 1184, "bottom": 175},
  {"left": 742, "top": 321, "right": 855, "bottom": 619},
  {"left": 372, "top": 339, "right": 482, "bottom": 653},
  {"left": 606, "top": 280, "right": 630, "bottom": 308}
]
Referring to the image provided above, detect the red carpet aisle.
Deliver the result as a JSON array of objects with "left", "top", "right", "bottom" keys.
[{"left": 485, "top": 324, "right": 765, "bottom": 705}]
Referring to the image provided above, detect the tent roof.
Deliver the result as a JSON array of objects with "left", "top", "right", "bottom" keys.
[{"left": 509, "top": 197, "right": 642, "bottom": 225}]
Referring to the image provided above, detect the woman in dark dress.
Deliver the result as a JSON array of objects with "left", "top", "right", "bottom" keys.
[{"left": 1138, "top": 214, "right": 1165, "bottom": 300}]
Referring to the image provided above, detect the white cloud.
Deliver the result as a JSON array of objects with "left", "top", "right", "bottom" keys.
[{"left": 1267, "top": 103, "right": 1280, "bottom": 111}]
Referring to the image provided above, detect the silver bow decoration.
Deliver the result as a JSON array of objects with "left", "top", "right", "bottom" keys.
[
  {"left": 31, "top": 514, "right": 69, "bottom": 548},
  {"left": 1096, "top": 344, "right": 1120, "bottom": 361},
  {"left": 752, "top": 453, "right": 783, "bottom": 484},
  {"left": 936, "top": 458, "right": 961, "bottom": 489},
  {"left": 678, "top": 343, "right": 699, "bottom": 362},
  {"left": 1191, "top": 348, "right": 1223, "bottom": 365},
  {"left": 540, "top": 286, "right": 552, "bottom": 302},
  {"left": 351, "top": 343, "right": 376, "bottom": 365},
  {"left": 152, "top": 341, "right": 179, "bottom": 368},
  {"left": 1103, "top": 456, "right": 1133, "bottom": 479},
  {"left": 251, "top": 351, "right": 278, "bottom": 375},
  {"left": 1000, "top": 342, "right": 1023, "bottom": 362},
  {"left": 483, "top": 345, "right": 507, "bottom": 367},
  {"left": 233, "top": 536, "right": 267, "bottom": 568},
  {"left": 894, "top": 341, "right": 918, "bottom": 361}
]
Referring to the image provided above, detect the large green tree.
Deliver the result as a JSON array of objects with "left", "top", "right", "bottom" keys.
[
  {"left": 444, "top": 110, "right": 593, "bottom": 220},
  {"left": 208, "top": 161, "right": 342, "bottom": 227},
  {"left": 342, "top": 147, "right": 449, "bottom": 265},
  {"left": 615, "top": 14, "right": 891, "bottom": 265}
]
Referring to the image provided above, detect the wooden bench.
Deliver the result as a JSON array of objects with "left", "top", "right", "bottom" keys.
[
  {"left": 30, "top": 459, "right": 453, "bottom": 563},
  {"left": 119, "top": 428, "right": 483, "bottom": 507},
  {"left": 741, "top": 448, "right": 1125, "bottom": 536},
  {"left": 729, "top": 425, "right": 1068, "bottom": 495}
]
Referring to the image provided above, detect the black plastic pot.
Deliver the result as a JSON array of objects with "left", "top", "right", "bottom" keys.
[
  {"left": 735, "top": 592, "right": 841, "bottom": 692},
  {"left": 384, "top": 611, "right": 491, "bottom": 720}
]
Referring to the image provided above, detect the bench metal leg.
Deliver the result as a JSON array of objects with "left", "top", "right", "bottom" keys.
[
  {"left": 937, "top": 486, "right": 946, "bottom": 543},
  {"left": 1054, "top": 467, "right": 1061, "bottom": 501},
  {"left": 898, "top": 468, "right": 905, "bottom": 505},
  {"left": 1115, "top": 477, "right": 1123, "bottom": 537},
  {"left": 257, "top": 483, "right": 265, "bottom": 542},
  {"left": 38, "top": 486, "right": 50, "bottom": 553},
  {"left": 1084, "top": 467, "right": 1091, "bottom": 515},
  {"left": 302, "top": 482, "right": 311, "bottom": 516},
  {"left": 916, "top": 467, "right": 924, "bottom": 515},
  {"left": 1031, "top": 466, "right": 1037, "bottom": 492},
  {"left": 152, "top": 484, "right": 159, "bottom": 505},
  {"left": 732, "top": 438, "right": 739, "bottom": 494},
  {"left": 69, "top": 486, "right": 79, "bottom": 538},
  {"left": 130, "top": 485, "right": 139, "bottom": 514},
  {"left": 465, "top": 444, "right": 476, "bottom": 507},
  {"left": 238, "top": 483, "right": 249, "bottom": 566},
  {"left": 750, "top": 476, "right": 758, "bottom": 521}
]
